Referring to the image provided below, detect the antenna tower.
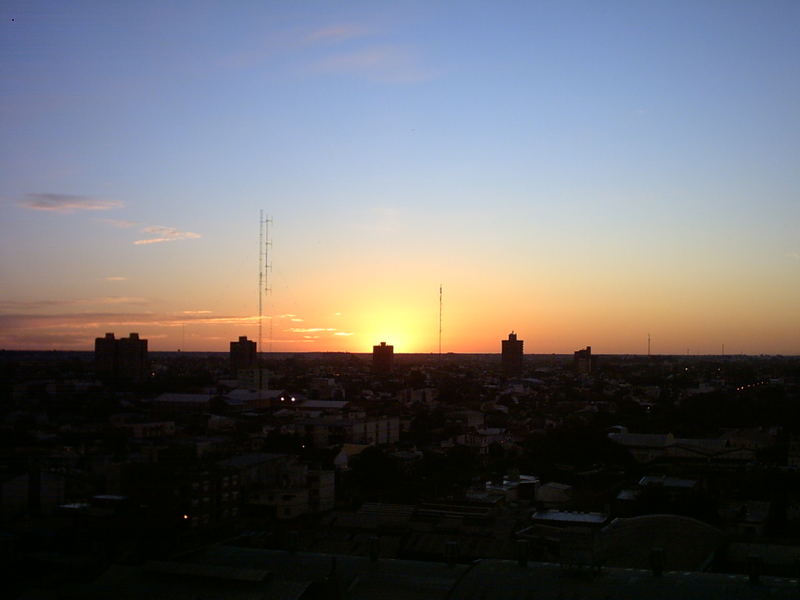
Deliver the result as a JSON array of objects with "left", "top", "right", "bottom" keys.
[
  {"left": 438, "top": 284, "right": 442, "bottom": 356},
  {"left": 258, "top": 213, "right": 272, "bottom": 356},
  {"left": 258, "top": 211, "right": 263, "bottom": 361},
  {"left": 258, "top": 212, "right": 273, "bottom": 393},
  {"left": 647, "top": 333, "right": 651, "bottom": 357}
]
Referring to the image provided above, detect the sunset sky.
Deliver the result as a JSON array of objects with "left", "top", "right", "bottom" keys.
[{"left": 1, "top": 1, "right": 799, "bottom": 355}]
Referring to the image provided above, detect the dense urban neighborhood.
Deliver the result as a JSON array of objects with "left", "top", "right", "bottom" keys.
[{"left": 2, "top": 337, "right": 800, "bottom": 598}]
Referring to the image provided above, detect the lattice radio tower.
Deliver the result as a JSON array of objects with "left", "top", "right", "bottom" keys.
[
  {"left": 439, "top": 284, "right": 443, "bottom": 357},
  {"left": 258, "top": 212, "right": 273, "bottom": 364}
]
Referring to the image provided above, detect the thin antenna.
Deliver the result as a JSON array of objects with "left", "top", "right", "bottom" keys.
[
  {"left": 264, "top": 216, "right": 272, "bottom": 353},
  {"left": 258, "top": 211, "right": 264, "bottom": 368},
  {"left": 258, "top": 212, "right": 272, "bottom": 390},
  {"left": 438, "top": 284, "right": 442, "bottom": 356},
  {"left": 647, "top": 333, "right": 651, "bottom": 357}
]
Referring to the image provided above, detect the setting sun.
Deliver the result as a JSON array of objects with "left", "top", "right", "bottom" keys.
[{"left": 355, "top": 308, "right": 435, "bottom": 354}]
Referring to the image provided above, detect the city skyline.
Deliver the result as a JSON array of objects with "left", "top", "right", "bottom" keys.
[{"left": 2, "top": 2, "right": 799, "bottom": 355}]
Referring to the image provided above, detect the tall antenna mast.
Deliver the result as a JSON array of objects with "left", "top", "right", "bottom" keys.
[
  {"left": 258, "top": 212, "right": 273, "bottom": 390},
  {"left": 264, "top": 215, "right": 273, "bottom": 353},
  {"left": 438, "top": 284, "right": 442, "bottom": 356},
  {"left": 258, "top": 211, "right": 263, "bottom": 366},
  {"left": 647, "top": 333, "right": 651, "bottom": 357}
]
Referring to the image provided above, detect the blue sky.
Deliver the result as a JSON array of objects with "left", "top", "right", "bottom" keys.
[{"left": 1, "top": 1, "right": 799, "bottom": 353}]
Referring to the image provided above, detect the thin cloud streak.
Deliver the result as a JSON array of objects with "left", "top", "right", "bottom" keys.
[
  {"left": 97, "top": 218, "right": 138, "bottom": 228},
  {"left": 305, "top": 24, "right": 369, "bottom": 44},
  {"left": 0, "top": 312, "right": 261, "bottom": 331},
  {"left": 0, "top": 297, "right": 149, "bottom": 311},
  {"left": 21, "top": 193, "right": 123, "bottom": 213},
  {"left": 134, "top": 225, "right": 201, "bottom": 245},
  {"left": 311, "top": 45, "right": 436, "bottom": 83}
]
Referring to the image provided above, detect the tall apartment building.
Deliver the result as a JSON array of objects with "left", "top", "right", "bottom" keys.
[
  {"left": 373, "top": 341, "right": 394, "bottom": 374},
  {"left": 95, "top": 332, "right": 148, "bottom": 380},
  {"left": 574, "top": 346, "right": 595, "bottom": 374},
  {"left": 501, "top": 332, "right": 523, "bottom": 376},
  {"left": 230, "top": 335, "right": 257, "bottom": 372}
]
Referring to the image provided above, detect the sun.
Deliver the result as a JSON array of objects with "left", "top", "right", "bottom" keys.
[{"left": 356, "top": 310, "right": 434, "bottom": 354}]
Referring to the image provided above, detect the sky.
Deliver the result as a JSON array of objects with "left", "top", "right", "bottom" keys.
[{"left": 1, "top": 1, "right": 799, "bottom": 355}]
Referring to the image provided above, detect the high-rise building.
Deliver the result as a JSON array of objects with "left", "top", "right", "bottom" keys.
[
  {"left": 230, "top": 335, "right": 257, "bottom": 372},
  {"left": 95, "top": 333, "right": 117, "bottom": 375},
  {"left": 501, "top": 332, "right": 523, "bottom": 375},
  {"left": 372, "top": 341, "right": 394, "bottom": 374},
  {"left": 95, "top": 332, "right": 148, "bottom": 380},
  {"left": 574, "top": 346, "right": 595, "bottom": 374}
]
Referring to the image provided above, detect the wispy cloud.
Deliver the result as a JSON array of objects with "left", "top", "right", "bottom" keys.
[
  {"left": 287, "top": 327, "right": 337, "bottom": 333},
  {"left": 311, "top": 45, "right": 435, "bottom": 84},
  {"left": 21, "top": 193, "right": 122, "bottom": 213},
  {"left": 0, "top": 311, "right": 260, "bottom": 331},
  {"left": 104, "top": 276, "right": 127, "bottom": 281},
  {"left": 278, "top": 314, "right": 297, "bottom": 319},
  {"left": 97, "top": 218, "right": 138, "bottom": 228},
  {"left": 0, "top": 297, "right": 149, "bottom": 311},
  {"left": 95, "top": 218, "right": 201, "bottom": 246},
  {"left": 183, "top": 310, "right": 212, "bottom": 315},
  {"left": 0, "top": 307, "right": 336, "bottom": 349},
  {"left": 217, "top": 22, "right": 369, "bottom": 70},
  {"left": 334, "top": 332, "right": 354, "bottom": 336},
  {"left": 0, "top": 331, "right": 92, "bottom": 349},
  {"left": 95, "top": 296, "right": 148, "bottom": 305},
  {"left": 305, "top": 24, "right": 369, "bottom": 44},
  {"left": 0, "top": 310, "right": 264, "bottom": 350},
  {"left": 133, "top": 225, "right": 201, "bottom": 245},
  {"left": 291, "top": 318, "right": 304, "bottom": 322}
]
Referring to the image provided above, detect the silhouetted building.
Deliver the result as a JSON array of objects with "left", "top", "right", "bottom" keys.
[
  {"left": 574, "top": 346, "right": 596, "bottom": 374},
  {"left": 94, "top": 332, "right": 117, "bottom": 375},
  {"left": 373, "top": 341, "right": 393, "bottom": 374},
  {"left": 501, "top": 332, "right": 523, "bottom": 375},
  {"left": 230, "top": 335, "right": 257, "bottom": 372},
  {"left": 95, "top": 332, "right": 148, "bottom": 380}
]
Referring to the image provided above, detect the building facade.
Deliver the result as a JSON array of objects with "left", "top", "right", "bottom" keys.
[
  {"left": 574, "top": 346, "right": 595, "bottom": 374},
  {"left": 94, "top": 332, "right": 148, "bottom": 380},
  {"left": 501, "top": 332, "right": 523, "bottom": 375},
  {"left": 373, "top": 341, "right": 394, "bottom": 374},
  {"left": 230, "top": 335, "right": 257, "bottom": 373}
]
